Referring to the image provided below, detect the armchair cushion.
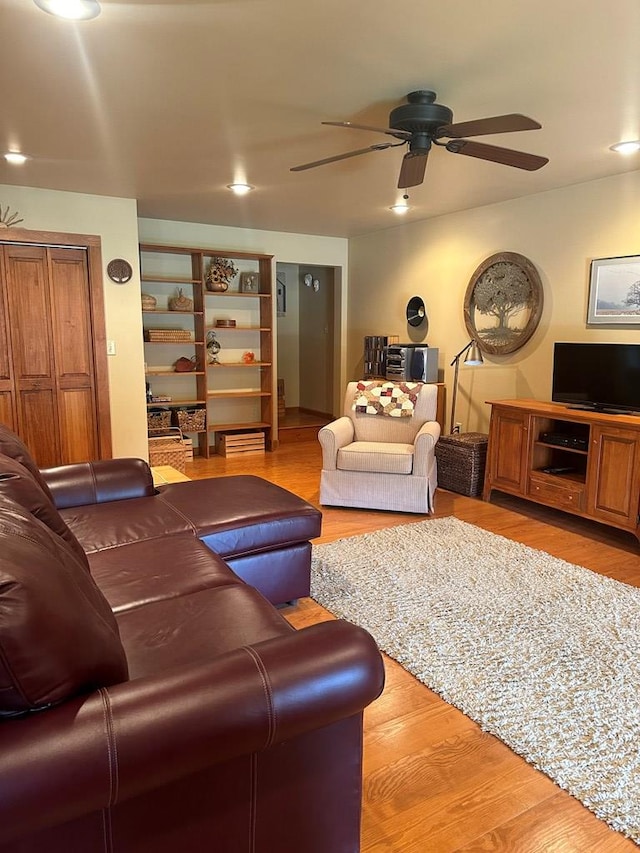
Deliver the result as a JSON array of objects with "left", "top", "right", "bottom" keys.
[
  {"left": 337, "top": 441, "right": 414, "bottom": 475},
  {"left": 0, "top": 497, "right": 128, "bottom": 717}
]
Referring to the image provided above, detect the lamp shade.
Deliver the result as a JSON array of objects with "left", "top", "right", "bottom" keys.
[{"left": 464, "top": 341, "right": 484, "bottom": 366}]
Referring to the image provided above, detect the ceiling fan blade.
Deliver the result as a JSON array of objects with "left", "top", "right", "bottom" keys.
[
  {"left": 290, "top": 142, "right": 396, "bottom": 172},
  {"left": 438, "top": 114, "right": 542, "bottom": 139},
  {"left": 397, "top": 151, "right": 429, "bottom": 188},
  {"left": 445, "top": 139, "right": 548, "bottom": 171},
  {"left": 322, "top": 121, "right": 411, "bottom": 141}
]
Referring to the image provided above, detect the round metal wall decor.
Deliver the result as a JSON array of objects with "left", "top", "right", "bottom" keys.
[
  {"left": 107, "top": 258, "right": 133, "bottom": 284},
  {"left": 464, "top": 252, "right": 543, "bottom": 355}
]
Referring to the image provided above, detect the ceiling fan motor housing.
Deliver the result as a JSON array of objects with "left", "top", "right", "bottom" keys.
[{"left": 389, "top": 91, "right": 453, "bottom": 153}]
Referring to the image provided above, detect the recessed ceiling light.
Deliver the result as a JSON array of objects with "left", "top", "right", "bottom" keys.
[
  {"left": 610, "top": 140, "right": 640, "bottom": 155},
  {"left": 33, "top": 0, "right": 101, "bottom": 20},
  {"left": 4, "top": 152, "right": 29, "bottom": 165},
  {"left": 389, "top": 202, "right": 409, "bottom": 214},
  {"left": 227, "top": 183, "right": 254, "bottom": 196}
]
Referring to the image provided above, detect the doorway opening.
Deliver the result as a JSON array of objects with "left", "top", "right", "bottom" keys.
[{"left": 275, "top": 262, "right": 341, "bottom": 442}]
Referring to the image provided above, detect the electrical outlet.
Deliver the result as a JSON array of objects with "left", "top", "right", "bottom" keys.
[
  {"left": 454, "top": 422, "right": 462, "bottom": 434},
  {"left": 106, "top": 340, "right": 116, "bottom": 355}
]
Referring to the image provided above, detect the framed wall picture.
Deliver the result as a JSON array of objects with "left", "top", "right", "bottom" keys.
[
  {"left": 587, "top": 255, "right": 640, "bottom": 325},
  {"left": 239, "top": 272, "right": 260, "bottom": 293},
  {"left": 276, "top": 272, "right": 286, "bottom": 316}
]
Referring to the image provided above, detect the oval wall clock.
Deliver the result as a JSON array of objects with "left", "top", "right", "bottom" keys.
[{"left": 464, "top": 251, "right": 543, "bottom": 355}]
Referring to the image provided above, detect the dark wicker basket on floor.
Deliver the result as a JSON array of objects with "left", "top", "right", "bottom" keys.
[{"left": 435, "top": 432, "right": 489, "bottom": 497}]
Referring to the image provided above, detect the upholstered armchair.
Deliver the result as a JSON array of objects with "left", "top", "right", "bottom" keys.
[{"left": 319, "top": 381, "right": 441, "bottom": 513}]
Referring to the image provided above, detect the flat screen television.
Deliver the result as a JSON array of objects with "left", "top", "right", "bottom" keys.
[{"left": 552, "top": 342, "right": 640, "bottom": 414}]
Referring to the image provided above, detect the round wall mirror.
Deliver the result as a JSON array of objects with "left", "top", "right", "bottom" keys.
[{"left": 406, "top": 295, "right": 427, "bottom": 327}]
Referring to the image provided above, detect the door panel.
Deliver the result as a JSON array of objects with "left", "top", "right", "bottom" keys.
[
  {"left": 19, "top": 388, "right": 59, "bottom": 468},
  {"left": 59, "top": 388, "right": 97, "bottom": 463},
  {"left": 0, "top": 392, "right": 16, "bottom": 431},
  {"left": 50, "top": 249, "right": 94, "bottom": 384}
]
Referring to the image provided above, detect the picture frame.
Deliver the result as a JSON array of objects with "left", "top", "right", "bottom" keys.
[
  {"left": 463, "top": 251, "right": 543, "bottom": 355},
  {"left": 276, "top": 272, "right": 286, "bottom": 316},
  {"left": 587, "top": 255, "right": 640, "bottom": 325},
  {"left": 239, "top": 272, "right": 260, "bottom": 293}
]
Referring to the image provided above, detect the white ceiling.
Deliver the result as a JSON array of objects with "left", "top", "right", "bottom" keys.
[{"left": 2, "top": 0, "right": 640, "bottom": 238}]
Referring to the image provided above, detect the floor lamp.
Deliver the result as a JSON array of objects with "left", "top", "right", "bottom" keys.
[{"left": 449, "top": 339, "right": 484, "bottom": 434}]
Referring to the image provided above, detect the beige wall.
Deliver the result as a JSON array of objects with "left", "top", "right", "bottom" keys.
[
  {"left": 0, "top": 184, "right": 147, "bottom": 459},
  {"left": 349, "top": 170, "right": 640, "bottom": 433}
]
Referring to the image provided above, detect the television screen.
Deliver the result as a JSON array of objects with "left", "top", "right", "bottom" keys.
[{"left": 552, "top": 342, "right": 640, "bottom": 414}]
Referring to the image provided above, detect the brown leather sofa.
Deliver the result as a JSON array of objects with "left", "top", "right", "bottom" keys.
[{"left": 0, "top": 426, "right": 385, "bottom": 852}]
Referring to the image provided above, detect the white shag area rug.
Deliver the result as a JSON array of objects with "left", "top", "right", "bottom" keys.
[{"left": 310, "top": 517, "right": 640, "bottom": 843}]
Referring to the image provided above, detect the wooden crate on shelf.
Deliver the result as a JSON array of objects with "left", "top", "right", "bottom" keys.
[
  {"left": 215, "top": 430, "right": 265, "bottom": 457},
  {"left": 182, "top": 436, "right": 194, "bottom": 462}
]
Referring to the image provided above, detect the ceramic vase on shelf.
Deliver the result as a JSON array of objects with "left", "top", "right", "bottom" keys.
[{"left": 205, "top": 257, "right": 238, "bottom": 292}]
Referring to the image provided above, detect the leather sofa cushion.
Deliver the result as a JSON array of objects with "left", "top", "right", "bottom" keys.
[
  {"left": 89, "top": 534, "right": 240, "bottom": 613},
  {"left": 159, "top": 475, "right": 322, "bottom": 558},
  {"left": 0, "top": 453, "right": 90, "bottom": 570},
  {"left": 60, "top": 496, "right": 195, "bottom": 554},
  {"left": 0, "top": 496, "right": 128, "bottom": 717},
  {"left": 0, "top": 424, "right": 55, "bottom": 502},
  {"left": 117, "top": 583, "right": 293, "bottom": 679}
]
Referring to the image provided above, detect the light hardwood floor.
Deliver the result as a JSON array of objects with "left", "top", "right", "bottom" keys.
[{"left": 188, "top": 441, "right": 640, "bottom": 853}]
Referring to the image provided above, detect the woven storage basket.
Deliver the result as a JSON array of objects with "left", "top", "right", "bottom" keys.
[
  {"left": 141, "top": 293, "right": 157, "bottom": 311},
  {"left": 148, "top": 427, "right": 186, "bottom": 473},
  {"left": 168, "top": 288, "right": 194, "bottom": 312},
  {"left": 173, "top": 407, "right": 206, "bottom": 432},
  {"left": 147, "top": 409, "right": 172, "bottom": 430},
  {"left": 435, "top": 432, "right": 489, "bottom": 497},
  {"left": 146, "top": 329, "right": 192, "bottom": 342}
]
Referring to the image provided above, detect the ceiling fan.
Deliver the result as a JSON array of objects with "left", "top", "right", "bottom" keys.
[{"left": 291, "top": 90, "right": 549, "bottom": 189}]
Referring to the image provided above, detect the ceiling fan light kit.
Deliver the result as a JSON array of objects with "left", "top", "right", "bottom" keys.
[
  {"left": 291, "top": 89, "right": 548, "bottom": 190},
  {"left": 610, "top": 140, "right": 640, "bottom": 155},
  {"left": 33, "top": 0, "right": 101, "bottom": 20},
  {"left": 227, "top": 183, "right": 254, "bottom": 195}
]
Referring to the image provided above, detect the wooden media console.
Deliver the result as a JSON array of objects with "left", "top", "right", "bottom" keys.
[{"left": 483, "top": 399, "right": 640, "bottom": 540}]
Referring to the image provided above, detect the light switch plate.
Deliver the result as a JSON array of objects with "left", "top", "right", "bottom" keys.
[{"left": 106, "top": 340, "right": 116, "bottom": 355}]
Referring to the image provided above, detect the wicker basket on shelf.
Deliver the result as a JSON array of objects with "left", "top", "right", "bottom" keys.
[
  {"left": 147, "top": 409, "right": 172, "bottom": 430},
  {"left": 173, "top": 407, "right": 206, "bottom": 432},
  {"left": 168, "top": 288, "right": 194, "bottom": 312},
  {"left": 146, "top": 329, "right": 192, "bottom": 342},
  {"left": 141, "top": 293, "right": 157, "bottom": 311}
]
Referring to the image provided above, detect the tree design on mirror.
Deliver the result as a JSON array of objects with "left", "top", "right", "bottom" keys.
[{"left": 464, "top": 252, "right": 543, "bottom": 355}]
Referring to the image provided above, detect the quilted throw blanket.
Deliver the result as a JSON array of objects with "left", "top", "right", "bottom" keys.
[{"left": 353, "top": 380, "right": 422, "bottom": 417}]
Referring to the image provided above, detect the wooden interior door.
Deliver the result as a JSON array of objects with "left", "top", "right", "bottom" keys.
[{"left": 0, "top": 231, "right": 111, "bottom": 467}]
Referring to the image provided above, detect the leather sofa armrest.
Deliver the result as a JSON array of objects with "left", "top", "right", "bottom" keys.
[
  {"left": 0, "top": 619, "right": 384, "bottom": 845},
  {"left": 40, "top": 458, "right": 156, "bottom": 509},
  {"left": 318, "top": 418, "right": 354, "bottom": 470},
  {"left": 413, "top": 421, "right": 441, "bottom": 477}
]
